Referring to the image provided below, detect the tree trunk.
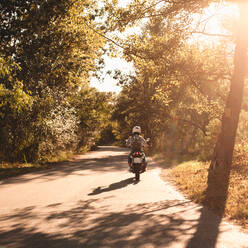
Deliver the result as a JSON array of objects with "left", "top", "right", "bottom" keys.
[{"left": 206, "top": 4, "right": 248, "bottom": 209}]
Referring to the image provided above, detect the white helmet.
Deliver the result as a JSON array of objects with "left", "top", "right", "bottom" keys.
[{"left": 132, "top": 126, "right": 141, "bottom": 134}]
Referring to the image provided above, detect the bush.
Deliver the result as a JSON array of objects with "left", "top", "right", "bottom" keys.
[{"left": 0, "top": 82, "right": 34, "bottom": 161}]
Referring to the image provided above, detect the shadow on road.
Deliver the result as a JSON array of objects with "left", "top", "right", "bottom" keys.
[
  {"left": 185, "top": 207, "right": 223, "bottom": 248},
  {"left": 186, "top": 167, "right": 231, "bottom": 248},
  {"left": 0, "top": 199, "right": 198, "bottom": 248},
  {"left": 0, "top": 146, "right": 130, "bottom": 185},
  {"left": 0, "top": 146, "right": 234, "bottom": 247},
  {"left": 88, "top": 177, "right": 135, "bottom": 195}
]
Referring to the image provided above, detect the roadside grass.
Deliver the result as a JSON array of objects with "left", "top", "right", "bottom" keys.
[
  {"left": 41, "top": 150, "right": 76, "bottom": 164},
  {"left": 0, "top": 151, "right": 77, "bottom": 180},
  {"left": 159, "top": 157, "right": 248, "bottom": 229},
  {"left": 0, "top": 162, "right": 46, "bottom": 180}
]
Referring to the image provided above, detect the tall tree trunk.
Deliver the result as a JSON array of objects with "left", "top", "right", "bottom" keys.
[{"left": 206, "top": 3, "right": 248, "bottom": 209}]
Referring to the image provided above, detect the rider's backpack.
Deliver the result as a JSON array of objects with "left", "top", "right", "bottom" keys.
[{"left": 131, "top": 135, "right": 142, "bottom": 150}]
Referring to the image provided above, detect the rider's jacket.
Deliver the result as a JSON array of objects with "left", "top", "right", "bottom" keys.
[{"left": 126, "top": 134, "right": 147, "bottom": 151}]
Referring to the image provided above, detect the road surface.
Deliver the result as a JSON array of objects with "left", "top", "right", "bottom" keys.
[{"left": 0, "top": 146, "right": 248, "bottom": 248}]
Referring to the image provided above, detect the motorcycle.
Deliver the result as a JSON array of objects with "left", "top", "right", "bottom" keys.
[
  {"left": 130, "top": 150, "right": 146, "bottom": 181},
  {"left": 128, "top": 138, "right": 150, "bottom": 181}
]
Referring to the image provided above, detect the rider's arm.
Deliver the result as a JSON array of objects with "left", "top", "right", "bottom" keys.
[
  {"left": 126, "top": 136, "right": 132, "bottom": 147},
  {"left": 140, "top": 136, "right": 148, "bottom": 147}
]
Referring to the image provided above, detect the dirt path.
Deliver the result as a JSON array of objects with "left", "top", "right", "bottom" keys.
[{"left": 0, "top": 146, "right": 248, "bottom": 248}]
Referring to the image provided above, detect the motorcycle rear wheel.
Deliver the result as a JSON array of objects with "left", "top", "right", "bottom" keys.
[{"left": 135, "top": 171, "right": 140, "bottom": 181}]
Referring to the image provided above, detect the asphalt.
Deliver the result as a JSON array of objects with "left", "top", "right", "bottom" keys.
[{"left": 0, "top": 146, "right": 248, "bottom": 248}]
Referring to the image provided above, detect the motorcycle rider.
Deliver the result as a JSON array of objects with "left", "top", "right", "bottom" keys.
[{"left": 126, "top": 126, "right": 148, "bottom": 172}]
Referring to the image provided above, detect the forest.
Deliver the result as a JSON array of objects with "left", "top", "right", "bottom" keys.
[{"left": 1, "top": 0, "right": 248, "bottom": 219}]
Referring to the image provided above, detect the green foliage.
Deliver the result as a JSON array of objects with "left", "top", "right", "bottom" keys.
[
  {"left": 111, "top": 3, "right": 233, "bottom": 160},
  {"left": 233, "top": 105, "right": 248, "bottom": 166},
  {"left": 1, "top": 0, "right": 246, "bottom": 168},
  {"left": 97, "top": 124, "right": 116, "bottom": 145},
  {"left": 72, "top": 86, "right": 115, "bottom": 150},
  {"left": 0, "top": 1, "right": 110, "bottom": 162},
  {"left": 0, "top": 0, "right": 106, "bottom": 92},
  {"left": 0, "top": 81, "right": 34, "bottom": 161}
]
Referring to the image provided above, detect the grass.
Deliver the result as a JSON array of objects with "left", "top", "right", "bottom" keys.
[
  {"left": 158, "top": 156, "right": 248, "bottom": 229},
  {"left": 227, "top": 164, "right": 248, "bottom": 226},
  {"left": 0, "top": 162, "right": 46, "bottom": 180},
  {"left": 42, "top": 150, "right": 76, "bottom": 163},
  {"left": 0, "top": 151, "right": 77, "bottom": 180}
]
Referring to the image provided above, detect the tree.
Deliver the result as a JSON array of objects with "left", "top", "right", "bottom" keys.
[
  {"left": 110, "top": 2, "right": 231, "bottom": 158},
  {"left": 0, "top": 0, "right": 105, "bottom": 93},
  {"left": 0, "top": 0, "right": 107, "bottom": 162},
  {"left": 207, "top": 2, "right": 248, "bottom": 204},
  {"left": 108, "top": 0, "right": 247, "bottom": 165},
  {"left": 72, "top": 86, "right": 115, "bottom": 150}
]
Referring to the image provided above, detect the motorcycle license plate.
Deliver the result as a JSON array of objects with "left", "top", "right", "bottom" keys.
[{"left": 134, "top": 157, "right": 142, "bottom": 163}]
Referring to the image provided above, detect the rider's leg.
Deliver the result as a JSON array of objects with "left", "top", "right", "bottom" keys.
[
  {"left": 143, "top": 155, "right": 147, "bottom": 171},
  {"left": 128, "top": 152, "right": 132, "bottom": 169}
]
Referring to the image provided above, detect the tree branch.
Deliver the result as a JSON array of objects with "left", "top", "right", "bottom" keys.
[
  {"left": 191, "top": 31, "right": 232, "bottom": 38},
  {"left": 83, "top": 21, "right": 149, "bottom": 60}
]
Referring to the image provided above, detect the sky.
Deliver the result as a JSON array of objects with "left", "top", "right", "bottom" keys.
[
  {"left": 90, "top": 1, "right": 238, "bottom": 93},
  {"left": 90, "top": 56, "right": 134, "bottom": 93}
]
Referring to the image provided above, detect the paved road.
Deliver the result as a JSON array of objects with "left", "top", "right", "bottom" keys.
[{"left": 0, "top": 146, "right": 248, "bottom": 248}]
